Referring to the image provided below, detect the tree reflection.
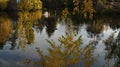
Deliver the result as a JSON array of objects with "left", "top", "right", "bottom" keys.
[
  {"left": 87, "top": 19, "right": 104, "bottom": 38},
  {"left": 63, "top": 17, "right": 81, "bottom": 35},
  {"left": 9, "top": 30, "right": 18, "bottom": 50},
  {"left": 0, "top": 12, "right": 12, "bottom": 49},
  {"left": 35, "top": 33, "right": 95, "bottom": 67},
  {"left": 86, "top": 15, "right": 120, "bottom": 38},
  {"left": 86, "top": 19, "right": 104, "bottom": 46},
  {"left": 41, "top": 11, "right": 58, "bottom": 37},
  {"left": 104, "top": 31, "right": 120, "bottom": 66},
  {"left": 45, "top": 17, "right": 57, "bottom": 37},
  {"left": 17, "top": 11, "right": 42, "bottom": 48},
  {"left": 33, "top": 19, "right": 44, "bottom": 33},
  {"left": 109, "top": 15, "right": 120, "bottom": 30}
]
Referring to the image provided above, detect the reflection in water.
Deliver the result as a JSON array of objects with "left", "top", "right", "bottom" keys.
[
  {"left": 34, "top": 20, "right": 44, "bottom": 33},
  {"left": 21, "top": 10, "right": 120, "bottom": 66},
  {"left": 87, "top": 20, "right": 104, "bottom": 37},
  {"left": 0, "top": 13, "right": 12, "bottom": 49},
  {"left": 86, "top": 19, "right": 104, "bottom": 46},
  {"left": 0, "top": 9, "right": 120, "bottom": 67},
  {"left": 44, "top": 13, "right": 57, "bottom": 37},
  {"left": 109, "top": 16, "right": 120, "bottom": 30},
  {"left": 17, "top": 11, "right": 42, "bottom": 48},
  {"left": 61, "top": 15, "right": 80, "bottom": 35},
  {"left": 104, "top": 31, "right": 120, "bottom": 66},
  {"left": 38, "top": 10, "right": 58, "bottom": 37},
  {"left": 36, "top": 33, "right": 94, "bottom": 67},
  {"left": 9, "top": 30, "right": 18, "bottom": 50},
  {"left": 64, "top": 17, "right": 75, "bottom": 33}
]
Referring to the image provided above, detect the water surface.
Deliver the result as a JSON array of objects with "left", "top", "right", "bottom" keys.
[{"left": 0, "top": 10, "right": 120, "bottom": 67}]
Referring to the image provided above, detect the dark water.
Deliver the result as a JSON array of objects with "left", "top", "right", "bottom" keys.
[{"left": 0, "top": 10, "right": 120, "bottom": 67}]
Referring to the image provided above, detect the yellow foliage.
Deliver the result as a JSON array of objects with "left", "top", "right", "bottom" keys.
[
  {"left": 60, "top": 0, "right": 109, "bottom": 19},
  {"left": 36, "top": 33, "right": 82, "bottom": 67},
  {"left": 73, "top": 0, "right": 80, "bottom": 14},
  {"left": 61, "top": 8, "right": 69, "bottom": 19},
  {"left": 36, "top": 33, "right": 95, "bottom": 67},
  {"left": 82, "top": 0, "right": 95, "bottom": 19},
  {"left": 0, "top": 14, "right": 12, "bottom": 44},
  {"left": 17, "top": 11, "right": 42, "bottom": 48},
  {"left": 18, "top": 0, "right": 42, "bottom": 11},
  {"left": 82, "top": 45, "right": 95, "bottom": 67},
  {"left": 98, "top": 0, "right": 106, "bottom": 5}
]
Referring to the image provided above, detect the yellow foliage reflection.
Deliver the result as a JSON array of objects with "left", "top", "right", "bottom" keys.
[
  {"left": 17, "top": 11, "right": 42, "bottom": 48},
  {"left": 36, "top": 33, "right": 95, "bottom": 67},
  {"left": 87, "top": 19, "right": 104, "bottom": 36},
  {"left": 0, "top": 13, "right": 12, "bottom": 44},
  {"left": 61, "top": 8, "right": 70, "bottom": 19}
]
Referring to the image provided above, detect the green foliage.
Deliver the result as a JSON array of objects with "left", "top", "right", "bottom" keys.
[{"left": 18, "top": 0, "right": 42, "bottom": 11}]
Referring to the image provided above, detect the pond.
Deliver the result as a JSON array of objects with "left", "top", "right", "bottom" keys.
[{"left": 0, "top": 10, "right": 120, "bottom": 67}]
